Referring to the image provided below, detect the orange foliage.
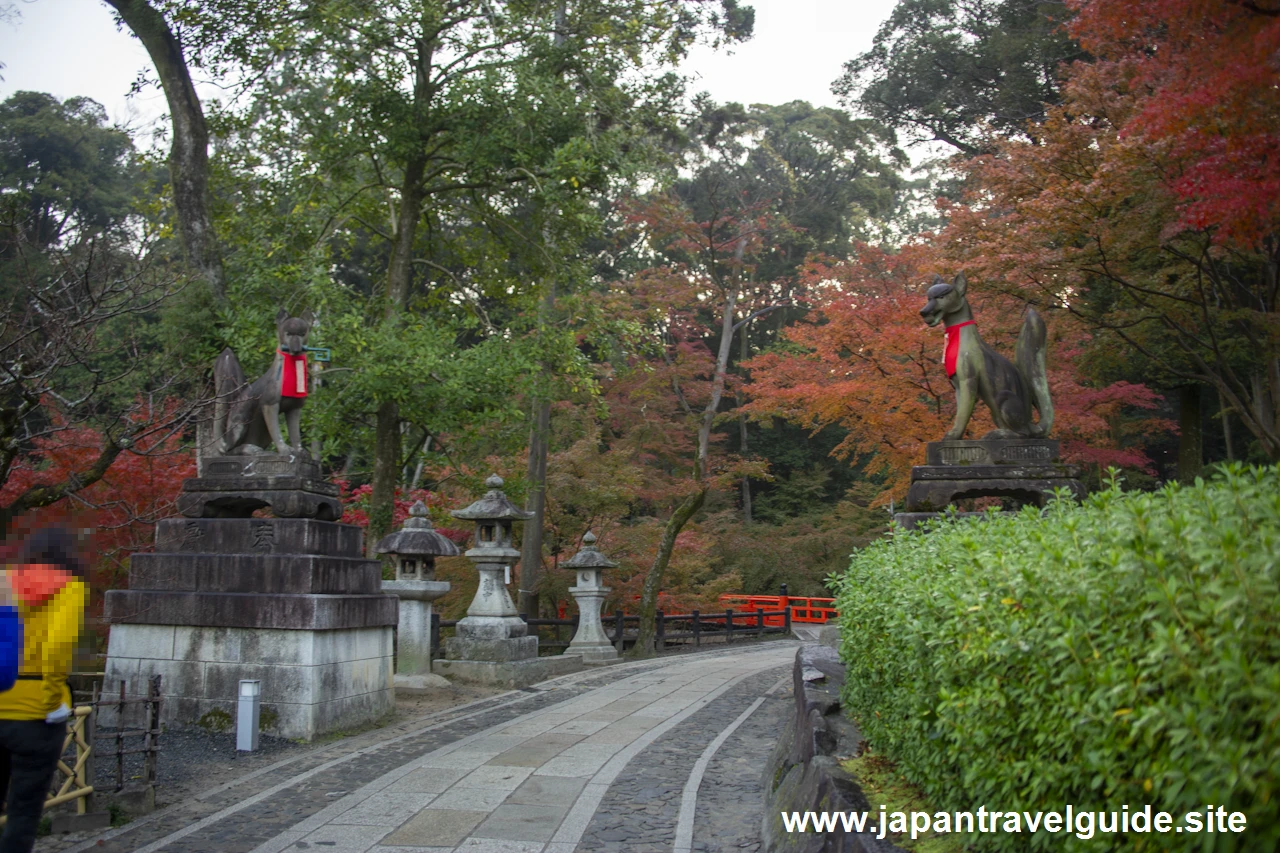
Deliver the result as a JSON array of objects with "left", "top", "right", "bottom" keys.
[
  {"left": 744, "top": 244, "right": 956, "bottom": 497},
  {"left": 744, "top": 244, "right": 1167, "bottom": 500},
  {"left": 0, "top": 399, "right": 196, "bottom": 633}
]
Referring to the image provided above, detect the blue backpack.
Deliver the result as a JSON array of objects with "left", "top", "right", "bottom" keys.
[{"left": 0, "top": 605, "right": 21, "bottom": 692}]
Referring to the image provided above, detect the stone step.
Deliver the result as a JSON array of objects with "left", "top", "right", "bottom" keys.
[
  {"left": 129, "top": 552, "right": 382, "bottom": 595},
  {"left": 909, "top": 462, "right": 1081, "bottom": 480},
  {"left": 105, "top": 589, "right": 398, "bottom": 630},
  {"left": 154, "top": 518, "right": 365, "bottom": 557}
]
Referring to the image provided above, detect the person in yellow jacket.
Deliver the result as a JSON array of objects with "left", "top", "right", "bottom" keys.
[{"left": 0, "top": 528, "right": 88, "bottom": 853}]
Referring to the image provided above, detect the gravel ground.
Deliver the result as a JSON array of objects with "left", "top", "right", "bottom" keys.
[{"left": 576, "top": 666, "right": 788, "bottom": 853}]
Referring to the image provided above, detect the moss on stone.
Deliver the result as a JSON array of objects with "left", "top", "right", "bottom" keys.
[
  {"left": 258, "top": 705, "right": 279, "bottom": 731},
  {"left": 841, "top": 752, "right": 964, "bottom": 853},
  {"left": 196, "top": 708, "right": 233, "bottom": 733}
]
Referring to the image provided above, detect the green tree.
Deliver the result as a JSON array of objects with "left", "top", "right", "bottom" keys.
[
  {"left": 0, "top": 92, "right": 192, "bottom": 532},
  {"left": 834, "top": 0, "right": 1083, "bottom": 154},
  {"left": 0, "top": 92, "right": 137, "bottom": 252},
  {"left": 163, "top": 0, "right": 757, "bottom": 554}
]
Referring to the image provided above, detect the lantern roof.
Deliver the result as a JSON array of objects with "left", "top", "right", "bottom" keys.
[
  {"left": 562, "top": 531, "right": 618, "bottom": 569},
  {"left": 375, "top": 500, "right": 461, "bottom": 557},
  {"left": 450, "top": 475, "right": 534, "bottom": 522}
]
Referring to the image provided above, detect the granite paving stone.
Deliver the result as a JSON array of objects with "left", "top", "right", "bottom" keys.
[
  {"left": 57, "top": 641, "right": 797, "bottom": 853},
  {"left": 505, "top": 776, "right": 586, "bottom": 806},
  {"left": 387, "top": 767, "right": 470, "bottom": 794},
  {"left": 473, "top": 804, "right": 569, "bottom": 841},
  {"left": 330, "top": 792, "right": 437, "bottom": 825},
  {"left": 381, "top": 809, "right": 488, "bottom": 847}
]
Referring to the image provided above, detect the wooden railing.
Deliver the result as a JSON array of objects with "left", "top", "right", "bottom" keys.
[
  {"left": 432, "top": 607, "right": 793, "bottom": 656},
  {"left": 8, "top": 673, "right": 167, "bottom": 825},
  {"left": 718, "top": 594, "right": 837, "bottom": 625}
]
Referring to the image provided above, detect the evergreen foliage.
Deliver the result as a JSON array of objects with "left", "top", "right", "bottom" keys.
[{"left": 833, "top": 465, "right": 1280, "bottom": 851}]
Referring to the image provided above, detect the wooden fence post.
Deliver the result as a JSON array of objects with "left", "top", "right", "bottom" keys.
[
  {"left": 115, "top": 682, "right": 125, "bottom": 792},
  {"left": 614, "top": 610, "right": 625, "bottom": 653},
  {"left": 757, "top": 609, "right": 765, "bottom": 638},
  {"left": 725, "top": 609, "right": 734, "bottom": 644},
  {"left": 692, "top": 610, "right": 700, "bottom": 647},
  {"left": 784, "top": 605, "right": 792, "bottom": 635},
  {"left": 85, "top": 682, "right": 98, "bottom": 813},
  {"left": 656, "top": 610, "right": 665, "bottom": 652},
  {"left": 431, "top": 612, "right": 441, "bottom": 659},
  {"left": 144, "top": 675, "right": 161, "bottom": 791}
]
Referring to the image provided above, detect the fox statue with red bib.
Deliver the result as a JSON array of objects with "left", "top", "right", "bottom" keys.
[
  {"left": 920, "top": 273, "right": 1054, "bottom": 441},
  {"left": 212, "top": 309, "right": 314, "bottom": 456}
]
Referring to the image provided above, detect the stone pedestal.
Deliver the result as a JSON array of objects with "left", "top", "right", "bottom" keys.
[
  {"left": 434, "top": 556, "right": 562, "bottom": 685},
  {"left": 104, "top": 517, "right": 397, "bottom": 741},
  {"left": 383, "top": 579, "right": 450, "bottom": 677},
  {"left": 177, "top": 454, "right": 342, "bottom": 520},
  {"left": 895, "top": 439, "right": 1085, "bottom": 530},
  {"left": 375, "top": 502, "right": 460, "bottom": 691},
  {"left": 432, "top": 475, "right": 582, "bottom": 687},
  {"left": 566, "top": 585, "right": 617, "bottom": 663},
  {"left": 564, "top": 532, "right": 618, "bottom": 664}
]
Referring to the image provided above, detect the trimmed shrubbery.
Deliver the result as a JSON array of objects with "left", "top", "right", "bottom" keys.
[{"left": 833, "top": 465, "right": 1280, "bottom": 851}]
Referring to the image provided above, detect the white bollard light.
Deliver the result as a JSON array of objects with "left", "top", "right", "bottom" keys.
[{"left": 237, "top": 680, "right": 261, "bottom": 752}]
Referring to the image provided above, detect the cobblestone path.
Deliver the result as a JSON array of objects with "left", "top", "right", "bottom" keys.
[{"left": 64, "top": 642, "right": 797, "bottom": 853}]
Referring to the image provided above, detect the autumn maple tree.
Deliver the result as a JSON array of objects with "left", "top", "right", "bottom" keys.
[
  {"left": 607, "top": 189, "right": 780, "bottom": 655},
  {"left": 743, "top": 241, "right": 1167, "bottom": 500},
  {"left": 0, "top": 402, "right": 196, "bottom": 635},
  {"left": 939, "top": 0, "right": 1280, "bottom": 460}
]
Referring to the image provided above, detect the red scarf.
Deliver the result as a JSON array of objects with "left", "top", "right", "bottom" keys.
[
  {"left": 9, "top": 564, "right": 71, "bottom": 606},
  {"left": 944, "top": 321, "right": 975, "bottom": 378},
  {"left": 279, "top": 351, "right": 308, "bottom": 398}
]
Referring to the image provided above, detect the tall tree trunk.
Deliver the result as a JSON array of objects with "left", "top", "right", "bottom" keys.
[
  {"left": 410, "top": 434, "right": 432, "bottom": 491},
  {"left": 368, "top": 400, "right": 401, "bottom": 557},
  {"left": 520, "top": 391, "right": 551, "bottom": 617},
  {"left": 695, "top": 289, "right": 739, "bottom": 479},
  {"left": 104, "top": 0, "right": 225, "bottom": 303},
  {"left": 631, "top": 282, "right": 739, "bottom": 657},
  {"left": 1219, "top": 389, "right": 1235, "bottom": 462},
  {"left": 518, "top": 7, "right": 569, "bottom": 617},
  {"left": 737, "top": 316, "right": 752, "bottom": 523},
  {"left": 367, "top": 28, "right": 432, "bottom": 552},
  {"left": 1178, "top": 384, "right": 1203, "bottom": 481},
  {"left": 632, "top": 487, "right": 706, "bottom": 657}
]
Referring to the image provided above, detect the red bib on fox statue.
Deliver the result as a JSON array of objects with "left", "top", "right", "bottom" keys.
[
  {"left": 279, "top": 350, "right": 308, "bottom": 398},
  {"left": 943, "top": 320, "right": 975, "bottom": 378}
]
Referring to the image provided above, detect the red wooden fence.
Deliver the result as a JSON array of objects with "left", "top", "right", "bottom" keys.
[{"left": 717, "top": 594, "right": 837, "bottom": 626}]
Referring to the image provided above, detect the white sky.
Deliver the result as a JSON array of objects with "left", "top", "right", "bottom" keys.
[{"left": 0, "top": 0, "right": 897, "bottom": 140}]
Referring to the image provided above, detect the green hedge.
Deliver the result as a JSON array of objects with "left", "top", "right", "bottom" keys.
[{"left": 832, "top": 465, "right": 1280, "bottom": 851}]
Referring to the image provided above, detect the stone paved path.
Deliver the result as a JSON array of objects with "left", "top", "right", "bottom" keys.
[{"left": 65, "top": 641, "right": 797, "bottom": 853}]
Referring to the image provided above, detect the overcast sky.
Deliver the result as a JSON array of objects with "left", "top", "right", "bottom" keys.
[{"left": 0, "top": 0, "right": 896, "bottom": 137}]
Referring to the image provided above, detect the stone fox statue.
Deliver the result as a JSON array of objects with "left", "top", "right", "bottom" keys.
[
  {"left": 212, "top": 309, "right": 314, "bottom": 455},
  {"left": 920, "top": 273, "right": 1054, "bottom": 440}
]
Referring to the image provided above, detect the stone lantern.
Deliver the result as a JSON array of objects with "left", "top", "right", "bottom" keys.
[
  {"left": 432, "top": 474, "right": 584, "bottom": 686},
  {"left": 563, "top": 531, "right": 618, "bottom": 662},
  {"left": 375, "top": 501, "right": 458, "bottom": 682}
]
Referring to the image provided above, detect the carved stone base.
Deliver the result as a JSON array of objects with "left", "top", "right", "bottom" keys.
[
  {"left": 905, "top": 440, "right": 1084, "bottom": 513},
  {"left": 178, "top": 454, "right": 341, "bottom": 520},
  {"left": 104, "top": 514, "right": 396, "bottom": 740},
  {"left": 926, "top": 438, "right": 1061, "bottom": 466}
]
